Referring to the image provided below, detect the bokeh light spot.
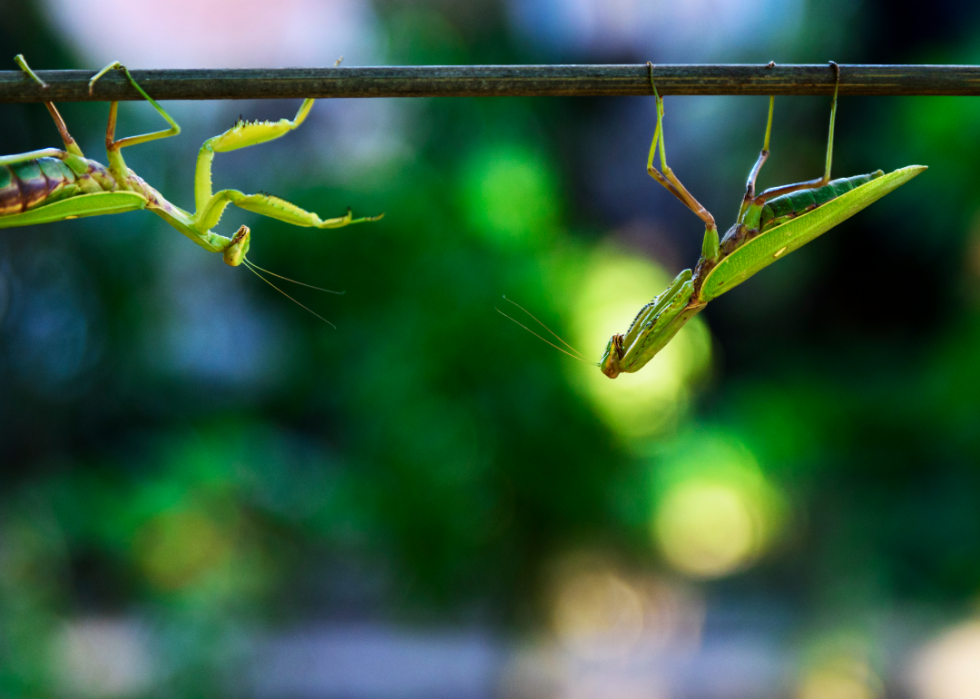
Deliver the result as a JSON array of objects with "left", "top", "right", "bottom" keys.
[
  {"left": 569, "top": 246, "right": 711, "bottom": 440},
  {"left": 795, "top": 638, "right": 883, "bottom": 699},
  {"left": 544, "top": 553, "right": 706, "bottom": 667},
  {"left": 552, "top": 569, "right": 645, "bottom": 659},
  {"left": 53, "top": 619, "right": 155, "bottom": 698},
  {"left": 134, "top": 509, "right": 231, "bottom": 591},
  {"left": 911, "top": 620, "right": 980, "bottom": 699},
  {"left": 651, "top": 431, "right": 784, "bottom": 579},
  {"left": 797, "top": 657, "right": 881, "bottom": 699},
  {"left": 655, "top": 481, "right": 757, "bottom": 578},
  {"left": 462, "top": 144, "right": 560, "bottom": 249}
]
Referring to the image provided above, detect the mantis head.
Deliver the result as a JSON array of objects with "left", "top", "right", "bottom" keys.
[
  {"left": 600, "top": 334, "right": 625, "bottom": 379},
  {"left": 223, "top": 225, "right": 251, "bottom": 266}
]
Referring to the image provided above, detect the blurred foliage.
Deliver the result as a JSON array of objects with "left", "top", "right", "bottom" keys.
[{"left": 3, "top": 0, "right": 980, "bottom": 696}]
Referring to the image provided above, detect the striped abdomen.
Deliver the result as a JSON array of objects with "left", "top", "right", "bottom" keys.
[
  {"left": 0, "top": 156, "right": 115, "bottom": 216},
  {"left": 759, "top": 171, "right": 884, "bottom": 232}
]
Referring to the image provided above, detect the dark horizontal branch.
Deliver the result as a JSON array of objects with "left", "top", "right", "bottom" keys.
[{"left": 3, "top": 64, "right": 980, "bottom": 103}]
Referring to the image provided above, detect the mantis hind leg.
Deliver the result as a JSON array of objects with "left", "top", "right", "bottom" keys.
[
  {"left": 645, "top": 64, "right": 717, "bottom": 230},
  {"left": 742, "top": 96, "right": 775, "bottom": 203},
  {"left": 645, "top": 63, "right": 719, "bottom": 260},
  {"left": 89, "top": 62, "right": 181, "bottom": 152},
  {"left": 751, "top": 61, "right": 840, "bottom": 205},
  {"left": 14, "top": 54, "right": 84, "bottom": 157},
  {"left": 0, "top": 148, "right": 70, "bottom": 167},
  {"left": 87, "top": 62, "right": 181, "bottom": 186}
]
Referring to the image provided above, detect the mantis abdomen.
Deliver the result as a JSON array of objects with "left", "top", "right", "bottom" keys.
[
  {"left": 0, "top": 157, "right": 116, "bottom": 215},
  {"left": 759, "top": 171, "right": 883, "bottom": 231}
]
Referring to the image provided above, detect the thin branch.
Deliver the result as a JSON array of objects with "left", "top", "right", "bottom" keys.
[{"left": 2, "top": 64, "right": 980, "bottom": 103}]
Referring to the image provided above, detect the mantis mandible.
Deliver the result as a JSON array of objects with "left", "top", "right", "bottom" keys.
[
  {"left": 595, "top": 62, "right": 925, "bottom": 378},
  {"left": 1, "top": 55, "right": 381, "bottom": 301}
]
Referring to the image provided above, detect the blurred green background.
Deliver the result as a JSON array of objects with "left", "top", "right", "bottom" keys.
[{"left": 2, "top": 0, "right": 980, "bottom": 697}]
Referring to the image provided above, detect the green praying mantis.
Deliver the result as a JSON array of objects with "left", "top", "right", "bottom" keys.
[
  {"left": 554, "top": 62, "right": 925, "bottom": 379},
  {"left": 0, "top": 55, "right": 381, "bottom": 317}
]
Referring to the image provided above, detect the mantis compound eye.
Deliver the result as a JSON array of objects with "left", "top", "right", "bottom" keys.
[{"left": 600, "top": 334, "right": 625, "bottom": 379}]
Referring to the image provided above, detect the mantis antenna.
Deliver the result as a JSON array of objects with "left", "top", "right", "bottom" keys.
[
  {"left": 496, "top": 296, "right": 596, "bottom": 365},
  {"left": 243, "top": 258, "right": 345, "bottom": 294},
  {"left": 241, "top": 260, "right": 338, "bottom": 328}
]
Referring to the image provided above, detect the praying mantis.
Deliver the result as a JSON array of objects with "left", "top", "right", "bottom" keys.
[
  {"left": 0, "top": 55, "right": 380, "bottom": 310},
  {"left": 594, "top": 62, "right": 925, "bottom": 378}
]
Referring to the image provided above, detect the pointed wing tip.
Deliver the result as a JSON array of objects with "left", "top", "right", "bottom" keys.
[
  {"left": 900, "top": 164, "right": 928, "bottom": 175},
  {"left": 884, "top": 164, "right": 928, "bottom": 186}
]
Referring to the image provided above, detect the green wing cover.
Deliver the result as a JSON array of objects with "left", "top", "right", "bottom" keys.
[
  {"left": 700, "top": 165, "right": 926, "bottom": 302},
  {"left": 0, "top": 191, "right": 148, "bottom": 229}
]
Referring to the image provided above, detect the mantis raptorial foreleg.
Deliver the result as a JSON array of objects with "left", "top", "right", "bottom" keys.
[
  {"left": 186, "top": 96, "right": 379, "bottom": 264},
  {"left": 599, "top": 269, "right": 696, "bottom": 378},
  {"left": 193, "top": 98, "right": 315, "bottom": 212},
  {"left": 619, "top": 269, "right": 693, "bottom": 351}
]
